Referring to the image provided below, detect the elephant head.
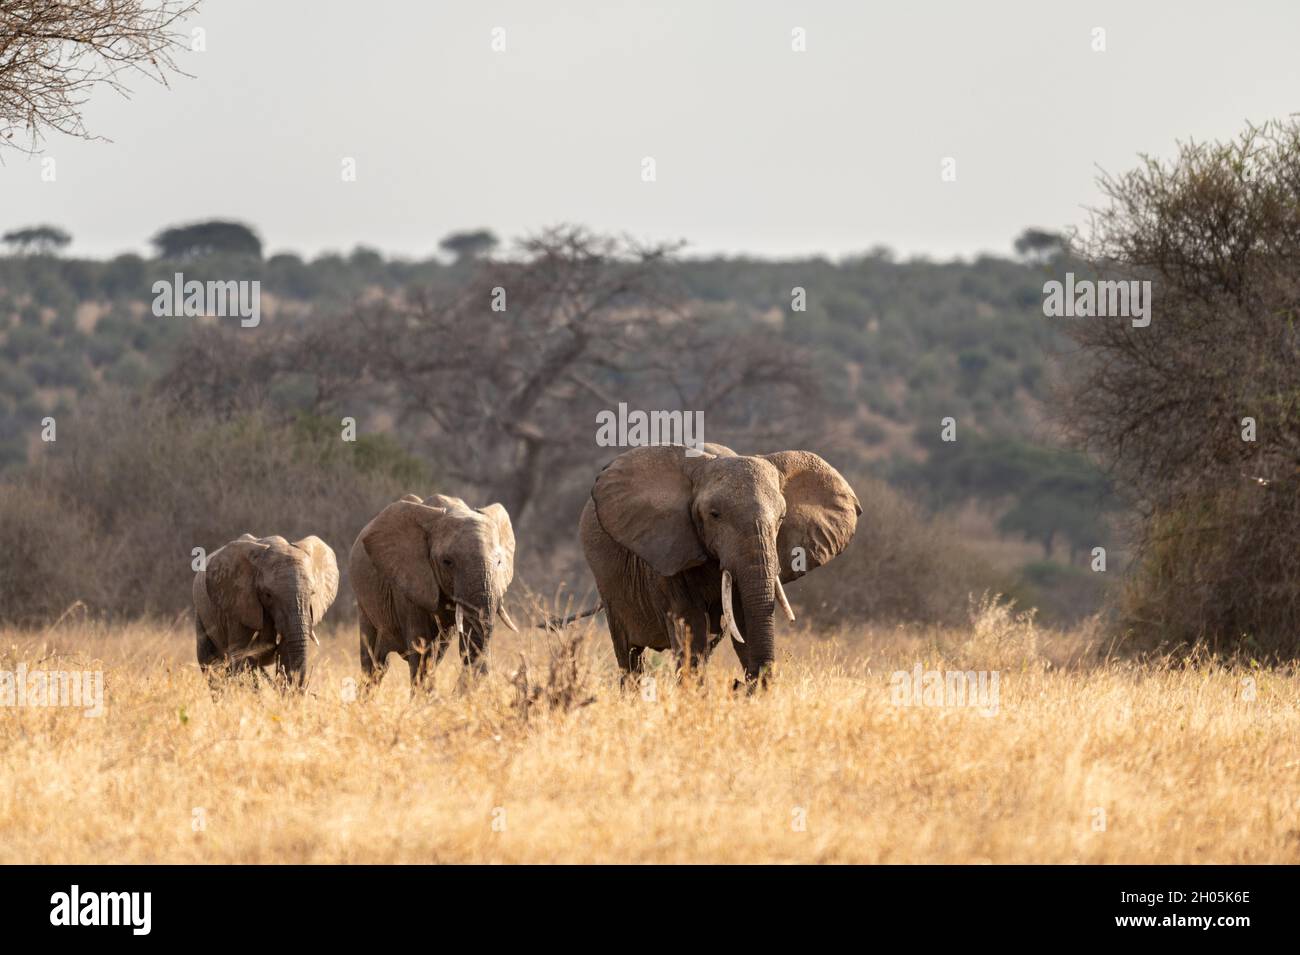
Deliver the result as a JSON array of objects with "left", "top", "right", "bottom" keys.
[
  {"left": 359, "top": 497, "right": 518, "bottom": 660},
  {"left": 205, "top": 535, "right": 339, "bottom": 685},
  {"left": 591, "top": 444, "right": 859, "bottom": 681}
]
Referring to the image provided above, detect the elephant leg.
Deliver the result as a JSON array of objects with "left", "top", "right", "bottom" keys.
[
  {"left": 196, "top": 616, "right": 221, "bottom": 671},
  {"left": 611, "top": 617, "right": 654, "bottom": 693},
  {"left": 231, "top": 648, "right": 266, "bottom": 688},
  {"left": 361, "top": 654, "right": 390, "bottom": 695},
  {"left": 359, "top": 612, "right": 389, "bottom": 691},
  {"left": 393, "top": 601, "right": 443, "bottom": 693},
  {"left": 204, "top": 625, "right": 264, "bottom": 692},
  {"left": 406, "top": 617, "right": 452, "bottom": 692},
  {"left": 665, "top": 605, "right": 710, "bottom": 681},
  {"left": 433, "top": 628, "right": 453, "bottom": 667},
  {"left": 609, "top": 615, "right": 636, "bottom": 682},
  {"left": 197, "top": 619, "right": 226, "bottom": 699},
  {"left": 656, "top": 571, "right": 711, "bottom": 680},
  {"left": 406, "top": 641, "right": 436, "bottom": 691},
  {"left": 690, "top": 624, "right": 716, "bottom": 667}
]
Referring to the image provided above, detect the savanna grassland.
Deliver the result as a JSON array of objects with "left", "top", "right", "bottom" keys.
[{"left": 1, "top": 600, "right": 1297, "bottom": 864}]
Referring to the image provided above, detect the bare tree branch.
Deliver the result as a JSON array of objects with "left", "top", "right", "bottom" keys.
[{"left": 0, "top": 0, "right": 198, "bottom": 151}]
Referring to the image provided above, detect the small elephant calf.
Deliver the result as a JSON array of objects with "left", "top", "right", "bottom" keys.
[
  {"left": 350, "top": 494, "right": 518, "bottom": 690},
  {"left": 193, "top": 534, "right": 339, "bottom": 687}
]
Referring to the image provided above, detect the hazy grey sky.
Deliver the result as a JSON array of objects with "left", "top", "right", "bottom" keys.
[{"left": 4, "top": 0, "right": 1298, "bottom": 261}]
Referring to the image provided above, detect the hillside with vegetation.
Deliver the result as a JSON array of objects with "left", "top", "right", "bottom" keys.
[{"left": 0, "top": 224, "right": 1116, "bottom": 625}]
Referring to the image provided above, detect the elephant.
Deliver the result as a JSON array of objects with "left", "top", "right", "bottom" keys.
[
  {"left": 193, "top": 534, "right": 339, "bottom": 687},
  {"left": 350, "top": 494, "right": 518, "bottom": 690},
  {"left": 579, "top": 443, "right": 859, "bottom": 686}
]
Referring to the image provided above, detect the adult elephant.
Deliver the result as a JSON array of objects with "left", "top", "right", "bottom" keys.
[
  {"left": 350, "top": 494, "right": 518, "bottom": 689},
  {"left": 193, "top": 534, "right": 339, "bottom": 687},
  {"left": 580, "top": 444, "right": 859, "bottom": 686}
]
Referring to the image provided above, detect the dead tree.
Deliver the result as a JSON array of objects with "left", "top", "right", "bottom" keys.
[{"left": 328, "top": 227, "right": 827, "bottom": 522}]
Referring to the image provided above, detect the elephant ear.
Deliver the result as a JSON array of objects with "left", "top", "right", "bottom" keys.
[
  {"left": 205, "top": 538, "right": 269, "bottom": 631},
  {"left": 592, "top": 445, "right": 710, "bottom": 577},
  {"left": 763, "top": 451, "right": 861, "bottom": 582},
  {"left": 360, "top": 501, "right": 448, "bottom": 614},
  {"left": 398, "top": 493, "right": 423, "bottom": 504},
  {"left": 293, "top": 535, "right": 339, "bottom": 623},
  {"left": 477, "top": 503, "right": 516, "bottom": 588}
]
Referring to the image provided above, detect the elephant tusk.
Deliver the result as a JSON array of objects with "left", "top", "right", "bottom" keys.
[
  {"left": 454, "top": 602, "right": 464, "bottom": 636},
  {"left": 775, "top": 578, "right": 796, "bottom": 623},
  {"left": 720, "top": 570, "right": 745, "bottom": 644},
  {"left": 310, "top": 631, "right": 321, "bottom": 646},
  {"left": 497, "top": 605, "right": 519, "bottom": 633}
]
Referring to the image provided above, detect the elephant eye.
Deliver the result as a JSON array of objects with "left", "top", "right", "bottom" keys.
[
  {"left": 709, "top": 509, "right": 721, "bottom": 519},
  {"left": 442, "top": 558, "right": 453, "bottom": 567}
]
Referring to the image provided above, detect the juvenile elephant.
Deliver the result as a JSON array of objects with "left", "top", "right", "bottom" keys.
[
  {"left": 193, "top": 534, "right": 339, "bottom": 687},
  {"left": 580, "top": 444, "right": 859, "bottom": 686},
  {"left": 350, "top": 494, "right": 518, "bottom": 689}
]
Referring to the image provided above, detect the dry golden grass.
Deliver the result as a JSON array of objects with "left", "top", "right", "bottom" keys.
[{"left": 1, "top": 600, "right": 1298, "bottom": 864}]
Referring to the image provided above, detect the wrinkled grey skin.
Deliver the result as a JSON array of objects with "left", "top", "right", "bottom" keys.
[
  {"left": 350, "top": 494, "right": 516, "bottom": 690},
  {"left": 193, "top": 534, "right": 339, "bottom": 688},
  {"left": 580, "top": 444, "right": 859, "bottom": 686}
]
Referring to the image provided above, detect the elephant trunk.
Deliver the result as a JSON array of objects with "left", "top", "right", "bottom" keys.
[
  {"left": 737, "top": 532, "right": 779, "bottom": 685},
  {"left": 460, "top": 592, "right": 495, "bottom": 634},
  {"left": 456, "top": 575, "right": 496, "bottom": 677},
  {"left": 456, "top": 570, "right": 496, "bottom": 628},
  {"left": 279, "top": 600, "right": 312, "bottom": 687}
]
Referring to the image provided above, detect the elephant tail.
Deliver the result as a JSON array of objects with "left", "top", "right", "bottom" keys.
[{"left": 537, "top": 603, "right": 604, "bottom": 630}]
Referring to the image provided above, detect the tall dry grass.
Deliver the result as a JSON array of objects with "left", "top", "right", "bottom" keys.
[{"left": 0, "top": 599, "right": 1296, "bottom": 864}]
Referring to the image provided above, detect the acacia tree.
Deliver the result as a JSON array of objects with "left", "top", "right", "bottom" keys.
[
  {"left": 320, "top": 228, "right": 823, "bottom": 521},
  {"left": 438, "top": 229, "right": 498, "bottom": 262},
  {"left": 2, "top": 224, "right": 71, "bottom": 254},
  {"left": 151, "top": 220, "right": 262, "bottom": 258},
  {"left": 0, "top": 0, "right": 197, "bottom": 150},
  {"left": 1062, "top": 119, "right": 1300, "bottom": 653},
  {"left": 1013, "top": 227, "right": 1065, "bottom": 263}
]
